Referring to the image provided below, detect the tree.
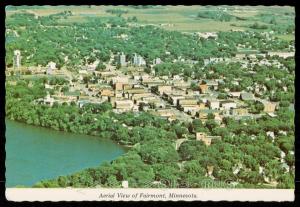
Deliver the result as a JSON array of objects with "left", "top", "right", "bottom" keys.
[
  {"left": 106, "top": 175, "right": 120, "bottom": 187},
  {"left": 95, "top": 61, "right": 106, "bottom": 71}
]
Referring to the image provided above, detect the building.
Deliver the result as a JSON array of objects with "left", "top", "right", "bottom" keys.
[
  {"left": 230, "top": 108, "right": 248, "bottom": 116},
  {"left": 267, "top": 51, "right": 294, "bottom": 59},
  {"left": 199, "top": 84, "right": 208, "bottom": 94},
  {"left": 119, "top": 52, "right": 126, "bottom": 66},
  {"left": 100, "top": 88, "right": 114, "bottom": 97},
  {"left": 178, "top": 99, "right": 198, "bottom": 106},
  {"left": 228, "top": 92, "right": 241, "bottom": 98},
  {"left": 168, "top": 95, "right": 185, "bottom": 106},
  {"left": 261, "top": 101, "right": 277, "bottom": 113},
  {"left": 115, "top": 99, "right": 134, "bottom": 112},
  {"left": 133, "top": 53, "right": 146, "bottom": 66},
  {"left": 205, "top": 80, "right": 219, "bottom": 90},
  {"left": 43, "top": 93, "right": 55, "bottom": 107},
  {"left": 196, "top": 32, "right": 218, "bottom": 39},
  {"left": 47, "top": 61, "right": 57, "bottom": 70},
  {"left": 196, "top": 132, "right": 221, "bottom": 146},
  {"left": 240, "top": 92, "right": 255, "bottom": 101},
  {"left": 154, "top": 109, "right": 176, "bottom": 119},
  {"left": 207, "top": 99, "right": 220, "bottom": 110},
  {"left": 153, "top": 58, "right": 162, "bottom": 65},
  {"left": 156, "top": 85, "right": 172, "bottom": 95},
  {"left": 221, "top": 101, "right": 237, "bottom": 110},
  {"left": 13, "top": 50, "right": 21, "bottom": 68},
  {"left": 112, "top": 76, "right": 129, "bottom": 84}
]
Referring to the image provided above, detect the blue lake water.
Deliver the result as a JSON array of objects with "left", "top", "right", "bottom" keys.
[{"left": 5, "top": 120, "right": 126, "bottom": 187}]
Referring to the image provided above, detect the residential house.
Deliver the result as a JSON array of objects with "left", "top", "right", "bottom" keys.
[
  {"left": 199, "top": 83, "right": 208, "bottom": 94},
  {"left": 230, "top": 108, "right": 248, "bottom": 116},
  {"left": 228, "top": 91, "right": 241, "bottom": 98},
  {"left": 221, "top": 100, "right": 237, "bottom": 110},
  {"left": 178, "top": 98, "right": 198, "bottom": 107},
  {"left": 169, "top": 95, "right": 185, "bottom": 106},
  {"left": 43, "top": 93, "right": 55, "bottom": 107},
  {"left": 100, "top": 88, "right": 114, "bottom": 97},
  {"left": 261, "top": 100, "right": 277, "bottom": 113},
  {"left": 115, "top": 99, "right": 134, "bottom": 112},
  {"left": 196, "top": 132, "right": 221, "bottom": 146},
  {"left": 119, "top": 52, "right": 127, "bottom": 66},
  {"left": 133, "top": 53, "right": 146, "bottom": 66},
  {"left": 240, "top": 92, "right": 255, "bottom": 101},
  {"left": 207, "top": 99, "right": 220, "bottom": 110},
  {"left": 156, "top": 85, "right": 172, "bottom": 95}
]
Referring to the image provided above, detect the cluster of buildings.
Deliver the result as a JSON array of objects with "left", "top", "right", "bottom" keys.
[{"left": 10, "top": 47, "right": 287, "bottom": 147}]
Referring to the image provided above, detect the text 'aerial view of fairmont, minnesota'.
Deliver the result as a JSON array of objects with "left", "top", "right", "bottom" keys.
[{"left": 5, "top": 5, "right": 295, "bottom": 193}]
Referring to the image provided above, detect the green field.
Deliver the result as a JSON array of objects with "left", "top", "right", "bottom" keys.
[
  {"left": 275, "top": 34, "right": 295, "bottom": 41},
  {"left": 6, "top": 5, "right": 294, "bottom": 33}
]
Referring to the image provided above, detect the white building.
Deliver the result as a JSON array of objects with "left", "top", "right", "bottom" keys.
[
  {"left": 43, "top": 93, "right": 55, "bottom": 107},
  {"left": 207, "top": 100, "right": 220, "bottom": 110},
  {"left": 133, "top": 53, "right": 146, "bottom": 66},
  {"left": 13, "top": 50, "right": 21, "bottom": 68},
  {"left": 119, "top": 52, "right": 126, "bottom": 66},
  {"left": 47, "top": 61, "right": 57, "bottom": 70},
  {"left": 153, "top": 57, "right": 162, "bottom": 65},
  {"left": 221, "top": 101, "right": 237, "bottom": 110}
]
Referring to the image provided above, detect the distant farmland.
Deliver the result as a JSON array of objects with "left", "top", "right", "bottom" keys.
[{"left": 6, "top": 5, "right": 294, "bottom": 33}]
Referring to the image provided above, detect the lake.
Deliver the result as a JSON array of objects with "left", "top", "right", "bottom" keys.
[{"left": 5, "top": 120, "right": 126, "bottom": 187}]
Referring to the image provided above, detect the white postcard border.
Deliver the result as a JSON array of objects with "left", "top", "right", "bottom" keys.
[{"left": 6, "top": 188, "right": 294, "bottom": 202}]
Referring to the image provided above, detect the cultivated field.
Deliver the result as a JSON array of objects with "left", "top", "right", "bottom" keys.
[{"left": 6, "top": 5, "right": 294, "bottom": 32}]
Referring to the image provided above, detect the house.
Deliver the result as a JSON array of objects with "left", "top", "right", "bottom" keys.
[
  {"left": 198, "top": 109, "right": 219, "bottom": 120},
  {"left": 197, "top": 32, "right": 218, "bottom": 39},
  {"left": 240, "top": 92, "right": 255, "bottom": 101},
  {"left": 266, "top": 131, "right": 275, "bottom": 142},
  {"left": 230, "top": 108, "right": 248, "bottom": 116},
  {"left": 261, "top": 100, "right": 277, "bottom": 113},
  {"left": 171, "top": 87, "right": 186, "bottom": 96},
  {"left": 169, "top": 95, "right": 185, "bottom": 106},
  {"left": 199, "top": 102, "right": 207, "bottom": 110},
  {"left": 43, "top": 93, "right": 55, "bottom": 106},
  {"left": 199, "top": 84, "right": 208, "bottom": 94},
  {"left": 207, "top": 99, "right": 220, "bottom": 110},
  {"left": 119, "top": 52, "right": 127, "bottom": 66},
  {"left": 47, "top": 61, "right": 56, "bottom": 70},
  {"left": 267, "top": 51, "right": 294, "bottom": 59},
  {"left": 173, "top": 80, "right": 190, "bottom": 88},
  {"left": 204, "top": 80, "right": 219, "bottom": 90},
  {"left": 100, "top": 88, "right": 114, "bottom": 97},
  {"left": 156, "top": 85, "right": 172, "bottom": 95},
  {"left": 178, "top": 99, "right": 198, "bottom": 106},
  {"left": 228, "top": 91, "right": 241, "bottom": 98},
  {"left": 123, "top": 84, "right": 133, "bottom": 90},
  {"left": 221, "top": 100, "right": 237, "bottom": 110},
  {"left": 182, "top": 105, "right": 200, "bottom": 115},
  {"left": 115, "top": 99, "right": 134, "bottom": 112},
  {"left": 214, "top": 114, "right": 223, "bottom": 124},
  {"left": 133, "top": 53, "right": 146, "bottom": 66},
  {"left": 142, "top": 78, "right": 164, "bottom": 87},
  {"left": 153, "top": 58, "right": 162, "bottom": 65},
  {"left": 235, "top": 53, "right": 246, "bottom": 59},
  {"left": 154, "top": 109, "right": 176, "bottom": 118},
  {"left": 131, "top": 93, "right": 153, "bottom": 101},
  {"left": 112, "top": 76, "right": 129, "bottom": 84},
  {"left": 115, "top": 82, "right": 123, "bottom": 91},
  {"left": 196, "top": 132, "right": 221, "bottom": 146},
  {"left": 125, "top": 87, "right": 147, "bottom": 95},
  {"left": 122, "top": 180, "right": 128, "bottom": 188}
]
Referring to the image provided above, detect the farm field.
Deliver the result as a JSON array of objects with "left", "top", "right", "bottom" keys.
[{"left": 6, "top": 5, "right": 294, "bottom": 32}]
